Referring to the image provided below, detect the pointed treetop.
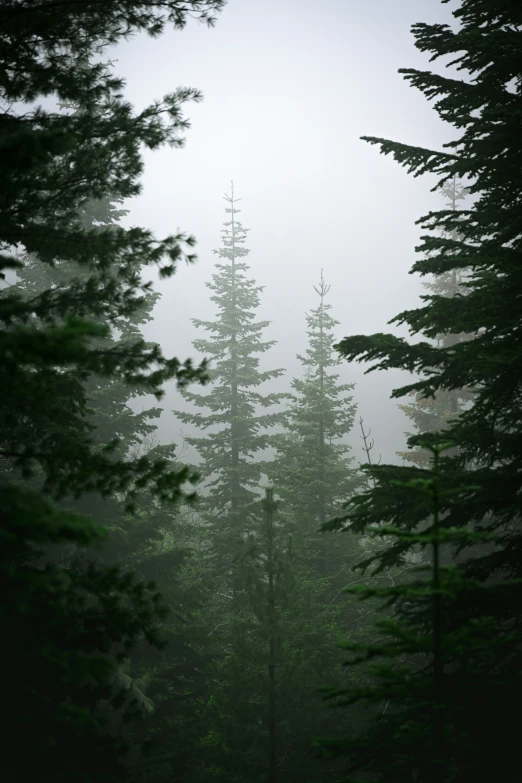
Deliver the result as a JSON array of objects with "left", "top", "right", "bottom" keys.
[
  {"left": 440, "top": 176, "right": 469, "bottom": 210},
  {"left": 224, "top": 180, "right": 242, "bottom": 204},
  {"left": 313, "top": 269, "right": 331, "bottom": 301}
]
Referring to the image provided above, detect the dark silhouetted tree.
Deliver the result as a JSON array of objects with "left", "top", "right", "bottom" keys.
[
  {"left": 0, "top": 3, "right": 225, "bottom": 780},
  {"left": 320, "top": 2, "right": 522, "bottom": 781}
]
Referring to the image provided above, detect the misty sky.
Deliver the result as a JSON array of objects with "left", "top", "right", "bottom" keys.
[{"left": 112, "top": 0, "right": 459, "bottom": 466}]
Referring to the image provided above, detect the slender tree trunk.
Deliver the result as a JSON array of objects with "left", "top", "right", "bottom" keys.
[
  {"left": 430, "top": 444, "right": 445, "bottom": 783},
  {"left": 265, "top": 488, "right": 277, "bottom": 783}
]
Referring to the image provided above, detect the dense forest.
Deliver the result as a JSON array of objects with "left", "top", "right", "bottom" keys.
[{"left": 1, "top": 1, "right": 521, "bottom": 782}]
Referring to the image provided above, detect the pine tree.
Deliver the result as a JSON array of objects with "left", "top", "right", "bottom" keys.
[
  {"left": 175, "top": 183, "right": 288, "bottom": 563},
  {"left": 193, "top": 487, "right": 357, "bottom": 783},
  {"left": 205, "top": 276, "right": 373, "bottom": 783},
  {"left": 8, "top": 192, "right": 214, "bottom": 782},
  {"left": 321, "top": 2, "right": 522, "bottom": 780},
  {"left": 212, "top": 489, "right": 296, "bottom": 783}
]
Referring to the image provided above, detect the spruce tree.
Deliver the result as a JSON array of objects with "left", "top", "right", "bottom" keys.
[
  {"left": 192, "top": 487, "right": 358, "bottom": 783},
  {"left": 208, "top": 489, "right": 296, "bottom": 783},
  {"left": 321, "top": 2, "right": 522, "bottom": 781},
  {"left": 175, "top": 184, "right": 287, "bottom": 563}
]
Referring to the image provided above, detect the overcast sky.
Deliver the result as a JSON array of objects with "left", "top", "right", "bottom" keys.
[{"left": 113, "top": 0, "right": 459, "bottom": 466}]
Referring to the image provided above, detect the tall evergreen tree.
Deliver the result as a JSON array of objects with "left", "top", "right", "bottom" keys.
[
  {"left": 10, "top": 193, "right": 194, "bottom": 564},
  {"left": 175, "top": 183, "right": 287, "bottom": 562},
  {"left": 268, "top": 271, "right": 362, "bottom": 623},
  {"left": 321, "top": 2, "right": 522, "bottom": 781},
  {"left": 1, "top": 3, "right": 225, "bottom": 779},
  {"left": 8, "top": 196, "right": 221, "bottom": 783},
  {"left": 270, "top": 272, "right": 359, "bottom": 542}
]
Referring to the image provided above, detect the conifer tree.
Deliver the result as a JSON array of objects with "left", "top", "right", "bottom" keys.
[
  {"left": 269, "top": 272, "right": 360, "bottom": 587},
  {"left": 397, "top": 178, "right": 475, "bottom": 466},
  {"left": 1, "top": 3, "right": 225, "bottom": 779},
  {"left": 10, "top": 193, "right": 190, "bottom": 563},
  {"left": 193, "top": 487, "right": 357, "bottom": 783},
  {"left": 271, "top": 272, "right": 358, "bottom": 525},
  {"left": 321, "top": 2, "right": 522, "bottom": 780},
  {"left": 175, "top": 184, "right": 287, "bottom": 562},
  {"left": 318, "top": 437, "right": 505, "bottom": 783},
  {"left": 212, "top": 489, "right": 296, "bottom": 783}
]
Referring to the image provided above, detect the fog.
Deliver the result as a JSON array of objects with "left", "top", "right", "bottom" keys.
[{"left": 113, "top": 0, "right": 457, "bottom": 466}]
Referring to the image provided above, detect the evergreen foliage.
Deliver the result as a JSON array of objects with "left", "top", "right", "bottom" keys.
[
  {"left": 1, "top": 2, "right": 225, "bottom": 779},
  {"left": 322, "top": 2, "right": 522, "bottom": 780},
  {"left": 270, "top": 272, "right": 359, "bottom": 543},
  {"left": 397, "top": 178, "right": 475, "bottom": 466},
  {"left": 175, "top": 184, "right": 288, "bottom": 551},
  {"left": 172, "top": 232, "right": 364, "bottom": 783},
  {"left": 186, "top": 488, "right": 357, "bottom": 783},
  {"left": 1, "top": 483, "right": 169, "bottom": 783},
  {"left": 125, "top": 509, "right": 217, "bottom": 783},
  {"left": 318, "top": 438, "right": 515, "bottom": 783},
  {"left": 183, "top": 277, "right": 366, "bottom": 783},
  {"left": 9, "top": 194, "right": 187, "bottom": 561}
]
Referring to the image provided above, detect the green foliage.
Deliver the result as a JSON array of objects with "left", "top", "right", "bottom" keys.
[
  {"left": 1, "top": 484, "right": 169, "bottom": 783},
  {"left": 175, "top": 184, "right": 288, "bottom": 550},
  {"left": 269, "top": 272, "right": 360, "bottom": 542},
  {"left": 397, "top": 178, "right": 475, "bottom": 466},
  {"left": 317, "top": 438, "right": 521, "bottom": 783},
  {"left": 1, "top": 2, "right": 226, "bottom": 780},
  {"left": 190, "top": 490, "right": 356, "bottom": 783},
  {"left": 186, "top": 279, "right": 366, "bottom": 783},
  {"left": 324, "top": 2, "right": 522, "bottom": 780}
]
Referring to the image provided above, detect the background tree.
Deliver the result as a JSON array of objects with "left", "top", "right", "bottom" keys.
[
  {"left": 397, "top": 177, "right": 475, "bottom": 466},
  {"left": 321, "top": 1, "right": 522, "bottom": 780},
  {"left": 5, "top": 176, "right": 221, "bottom": 783},
  {"left": 269, "top": 271, "right": 360, "bottom": 585},
  {"left": 172, "top": 229, "right": 368, "bottom": 783},
  {"left": 175, "top": 183, "right": 288, "bottom": 575}
]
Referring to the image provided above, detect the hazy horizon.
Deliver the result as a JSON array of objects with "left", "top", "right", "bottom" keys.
[{"left": 111, "top": 0, "right": 459, "bottom": 466}]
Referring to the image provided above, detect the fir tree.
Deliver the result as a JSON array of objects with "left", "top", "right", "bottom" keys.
[
  {"left": 193, "top": 487, "right": 357, "bottom": 783},
  {"left": 9, "top": 196, "right": 218, "bottom": 782},
  {"left": 268, "top": 272, "right": 360, "bottom": 592},
  {"left": 215, "top": 489, "right": 296, "bottom": 783},
  {"left": 322, "top": 2, "right": 522, "bottom": 780},
  {"left": 175, "top": 184, "right": 287, "bottom": 559},
  {"left": 271, "top": 272, "right": 359, "bottom": 531}
]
